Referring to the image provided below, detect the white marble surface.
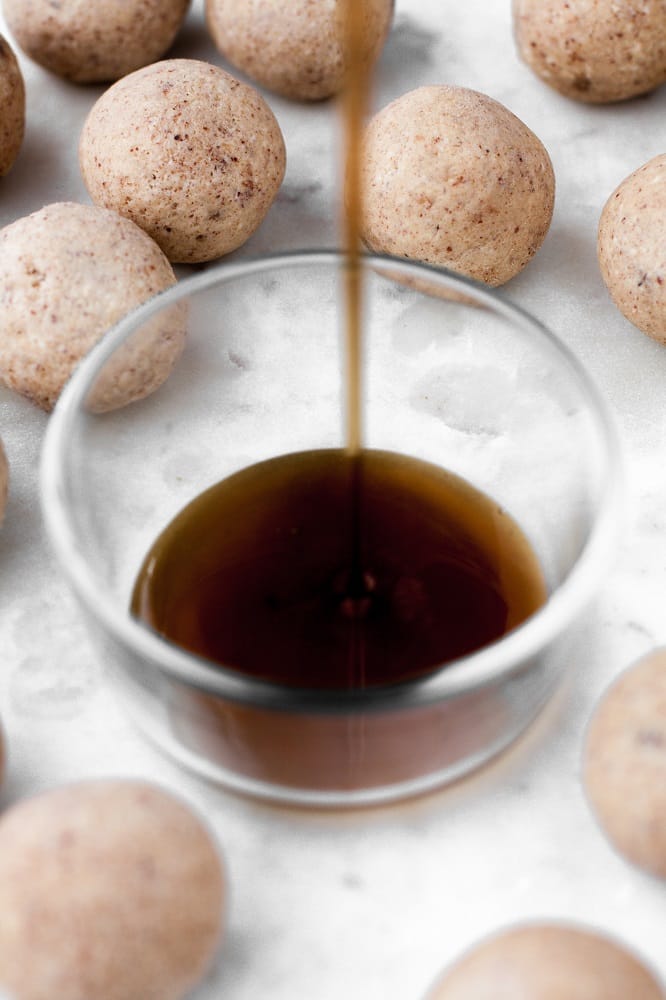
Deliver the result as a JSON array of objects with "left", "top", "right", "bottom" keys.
[{"left": 1, "top": 1, "right": 666, "bottom": 997}]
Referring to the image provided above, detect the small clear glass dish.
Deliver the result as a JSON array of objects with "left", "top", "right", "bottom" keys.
[{"left": 40, "top": 251, "right": 622, "bottom": 807}]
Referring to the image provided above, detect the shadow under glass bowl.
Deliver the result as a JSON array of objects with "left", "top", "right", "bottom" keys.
[{"left": 40, "top": 251, "right": 622, "bottom": 807}]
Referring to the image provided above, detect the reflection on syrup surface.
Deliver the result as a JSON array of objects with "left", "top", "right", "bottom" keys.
[{"left": 131, "top": 448, "right": 546, "bottom": 690}]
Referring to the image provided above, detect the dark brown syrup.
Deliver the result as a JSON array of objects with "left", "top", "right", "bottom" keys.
[{"left": 131, "top": 449, "right": 546, "bottom": 688}]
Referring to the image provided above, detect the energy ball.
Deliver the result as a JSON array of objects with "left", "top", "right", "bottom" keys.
[
  {"left": 0, "top": 202, "right": 186, "bottom": 412},
  {"left": 426, "top": 923, "right": 664, "bottom": 999},
  {"left": 583, "top": 649, "right": 666, "bottom": 878},
  {"left": 2, "top": 0, "right": 191, "bottom": 84},
  {"left": 359, "top": 86, "right": 555, "bottom": 287},
  {"left": 513, "top": 0, "right": 666, "bottom": 103},
  {"left": 205, "top": 0, "right": 394, "bottom": 101},
  {"left": 0, "top": 35, "right": 25, "bottom": 176},
  {"left": 79, "top": 59, "right": 286, "bottom": 264},
  {"left": 0, "top": 780, "right": 225, "bottom": 1000},
  {"left": 598, "top": 154, "right": 666, "bottom": 344}
]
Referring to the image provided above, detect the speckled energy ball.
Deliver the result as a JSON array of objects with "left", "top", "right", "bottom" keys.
[
  {"left": 598, "top": 154, "right": 666, "bottom": 343},
  {"left": 0, "top": 202, "right": 186, "bottom": 412},
  {"left": 0, "top": 780, "right": 225, "bottom": 1000},
  {"left": 205, "top": 0, "right": 394, "bottom": 101},
  {"left": 513, "top": 0, "right": 666, "bottom": 103},
  {"left": 2, "top": 0, "right": 191, "bottom": 83},
  {"left": 0, "top": 35, "right": 25, "bottom": 176},
  {"left": 359, "top": 86, "right": 555, "bottom": 287},
  {"left": 79, "top": 59, "right": 286, "bottom": 263},
  {"left": 584, "top": 649, "right": 666, "bottom": 878},
  {"left": 426, "top": 923, "right": 664, "bottom": 999}
]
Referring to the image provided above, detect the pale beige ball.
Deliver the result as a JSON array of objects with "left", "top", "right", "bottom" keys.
[
  {"left": 79, "top": 59, "right": 286, "bottom": 263},
  {"left": 426, "top": 923, "right": 664, "bottom": 999},
  {"left": 205, "top": 0, "right": 394, "bottom": 101},
  {"left": 513, "top": 0, "right": 666, "bottom": 103},
  {"left": 2, "top": 0, "right": 191, "bottom": 83},
  {"left": 359, "top": 86, "right": 555, "bottom": 287},
  {"left": 0, "top": 202, "right": 186, "bottom": 412},
  {"left": 584, "top": 649, "right": 666, "bottom": 878},
  {"left": 598, "top": 154, "right": 666, "bottom": 343},
  {"left": 0, "top": 34, "right": 25, "bottom": 176},
  {"left": 0, "top": 780, "right": 225, "bottom": 1000}
]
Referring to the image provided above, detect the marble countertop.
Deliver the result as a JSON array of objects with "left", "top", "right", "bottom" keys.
[{"left": 1, "top": 1, "right": 665, "bottom": 997}]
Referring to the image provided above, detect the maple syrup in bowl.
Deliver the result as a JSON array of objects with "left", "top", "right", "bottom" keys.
[{"left": 41, "top": 252, "right": 621, "bottom": 806}]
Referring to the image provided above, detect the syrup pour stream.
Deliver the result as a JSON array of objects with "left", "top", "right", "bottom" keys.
[
  {"left": 340, "top": 0, "right": 374, "bottom": 690},
  {"left": 341, "top": 0, "right": 368, "bottom": 460}
]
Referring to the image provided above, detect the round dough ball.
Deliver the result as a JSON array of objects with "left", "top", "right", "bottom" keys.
[
  {"left": 597, "top": 154, "right": 666, "bottom": 343},
  {"left": 0, "top": 780, "right": 225, "bottom": 1000},
  {"left": 0, "top": 34, "right": 25, "bottom": 176},
  {"left": 0, "top": 202, "right": 186, "bottom": 412},
  {"left": 513, "top": 0, "right": 666, "bottom": 104},
  {"left": 426, "top": 923, "right": 663, "bottom": 999},
  {"left": 205, "top": 0, "right": 394, "bottom": 101},
  {"left": 2, "top": 0, "right": 191, "bottom": 84},
  {"left": 359, "top": 86, "right": 555, "bottom": 287},
  {"left": 583, "top": 649, "right": 666, "bottom": 877},
  {"left": 79, "top": 59, "right": 286, "bottom": 263},
  {"left": 0, "top": 438, "right": 7, "bottom": 526}
]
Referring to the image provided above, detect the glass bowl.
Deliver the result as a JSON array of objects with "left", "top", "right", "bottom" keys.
[{"left": 40, "top": 251, "right": 622, "bottom": 807}]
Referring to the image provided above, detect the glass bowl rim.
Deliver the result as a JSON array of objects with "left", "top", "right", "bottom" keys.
[{"left": 40, "top": 249, "right": 623, "bottom": 712}]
